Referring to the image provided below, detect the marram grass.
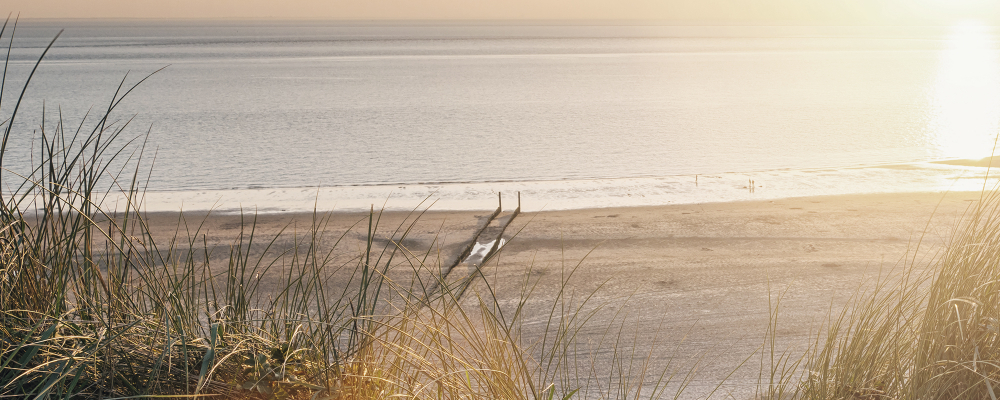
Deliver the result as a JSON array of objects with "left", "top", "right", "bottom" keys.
[{"left": 758, "top": 189, "right": 1000, "bottom": 400}]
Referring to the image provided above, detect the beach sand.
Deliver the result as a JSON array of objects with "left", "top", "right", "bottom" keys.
[{"left": 129, "top": 190, "right": 981, "bottom": 398}]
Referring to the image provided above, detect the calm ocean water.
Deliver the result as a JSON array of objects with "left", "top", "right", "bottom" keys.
[{"left": 3, "top": 20, "right": 1000, "bottom": 212}]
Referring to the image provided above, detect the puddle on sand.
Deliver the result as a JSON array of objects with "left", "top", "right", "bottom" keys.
[{"left": 462, "top": 238, "right": 506, "bottom": 265}]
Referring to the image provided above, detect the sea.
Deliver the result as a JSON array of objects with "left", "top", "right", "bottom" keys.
[{"left": 3, "top": 20, "right": 1000, "bottom": 213}]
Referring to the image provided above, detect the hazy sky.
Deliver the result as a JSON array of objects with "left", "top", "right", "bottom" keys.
[{"left": 1, "top": 0, "right": 997, "bottom": 23}]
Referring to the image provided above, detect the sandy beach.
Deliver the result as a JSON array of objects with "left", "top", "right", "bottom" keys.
[
  {"left": 128, "top": 190, "right": 981, "bottom": 398},
  {"left": 9, "top": 15, "right": 1000, "bottom": 400}
]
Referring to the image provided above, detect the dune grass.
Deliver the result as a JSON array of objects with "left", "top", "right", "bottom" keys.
[{"left": 755, "top": 188, "right": 1000, "bottom": 399}]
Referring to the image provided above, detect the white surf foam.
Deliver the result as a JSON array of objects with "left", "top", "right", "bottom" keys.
[{"left": 88, "top": 163, "right": 996, "bottom": 214}]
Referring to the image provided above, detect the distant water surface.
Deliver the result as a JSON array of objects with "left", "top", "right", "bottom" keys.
[{"left": 3, "top": 21, "right": 1000, "bottom": 212}]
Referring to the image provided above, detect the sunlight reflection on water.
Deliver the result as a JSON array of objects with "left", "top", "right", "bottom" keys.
[{"left": 931, "top": 21, "right": 1000, "bottom": 159}]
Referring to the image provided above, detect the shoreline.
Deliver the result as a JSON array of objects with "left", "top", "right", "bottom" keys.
[
  {"left": 127, "top": 189, "right": 985, "bottom": 223},
  {"left": 135, "top": 188, "right": 985, "bottom": 215},
  {"left": 11, "top": 161, "right": 995, "bottom": 217},
  {"left": 66, "top": 161, "right": 994, "bottom": 215}
]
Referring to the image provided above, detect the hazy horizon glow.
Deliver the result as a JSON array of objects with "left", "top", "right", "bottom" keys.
[{"left": 2, "top": 0, "right": 999, "bottom": 24}]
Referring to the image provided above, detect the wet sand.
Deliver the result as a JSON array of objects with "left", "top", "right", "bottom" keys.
[{"left": 131, "top": 190, "right": 981, "bottom": 398}]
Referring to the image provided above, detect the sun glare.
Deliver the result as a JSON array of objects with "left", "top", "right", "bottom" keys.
[{"left": 930, "top": 21, "right": 1000, "bottom": 159}]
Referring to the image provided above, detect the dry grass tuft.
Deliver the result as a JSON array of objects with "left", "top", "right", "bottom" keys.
[{"left": 760, "top": 188, "right": 1000, "bottom": 399}]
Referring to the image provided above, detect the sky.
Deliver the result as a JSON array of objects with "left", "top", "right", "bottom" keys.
[{"left": 0, "top": 0, "right": 997, "bottom": 24}]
